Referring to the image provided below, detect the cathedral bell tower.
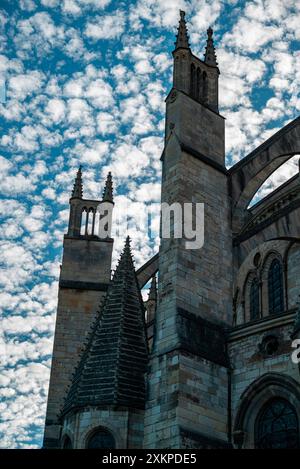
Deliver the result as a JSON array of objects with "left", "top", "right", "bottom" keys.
[
  {"left": 43, "top": 169, "right": 114, "bottom": 448},
  {"left": 144, "top": 11, "right": 233, "bottom": 449}
]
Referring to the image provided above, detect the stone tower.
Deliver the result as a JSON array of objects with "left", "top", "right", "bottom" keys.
[
  {"left": 43, "top": 169, "right": 114, "bottom": 448},
  {"left": 143, "top": 11, "right": 232, "bottom": 448}
]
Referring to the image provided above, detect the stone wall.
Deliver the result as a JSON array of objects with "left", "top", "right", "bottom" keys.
[
  {"left": 287, "top": 243, "right": 300, "bottom": 308},
  {"left": 144, "top": 87, "right": 232, "bottom": 448},
  {"left": 144, "top": 349, "right": 229, "bottom": 448},
  {"left": 229, "top": 314, "right": 299, "bottom": 448},
  {"left": 62, "top": 406, "right": 144, "bottom": 449}
]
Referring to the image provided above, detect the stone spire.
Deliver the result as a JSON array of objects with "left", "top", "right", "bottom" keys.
[
  {"left": 61, "top": 236, "right": 148, "bottom": 416},
  {"left": 174, "top": 10, "right": 190, "bottom": 50},
  {"left": 71, "top": 166, "right": 83, "bottom": 198},
  {"left": 204, "top": 27, "right": 218, "bottom": 67},
  {"left": 102, "top": 171, "right": 113, "bottom": 203}
]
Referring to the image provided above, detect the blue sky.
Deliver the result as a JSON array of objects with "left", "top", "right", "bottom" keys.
[{"left": 0, "top": 0, "right": 300, "bottom": 449}]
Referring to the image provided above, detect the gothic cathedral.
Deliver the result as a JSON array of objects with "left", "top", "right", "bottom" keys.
[{"left": 43, "top": 11, "right": 300, "bottom": 449}]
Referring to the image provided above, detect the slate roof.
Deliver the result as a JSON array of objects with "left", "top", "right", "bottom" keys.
[{"left": 61, "top": 237, "right": 148, "bottom": 416}]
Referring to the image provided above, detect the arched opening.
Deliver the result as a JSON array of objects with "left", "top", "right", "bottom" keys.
[
  {"left": 255, "top": 398, "right": 299, "bottom": 449},
  {"left": 196, "top": 68, "right": 201, "bottom": 101},
  {"left": 248, "top": 155, "right": 300, "bottom": 207},
  {"left": 190, "top": 63, "right": 196, "bottom": 99},
  {"left": 250, "top": 278, "right": 260, "bottom": 320},
  {"left": 62, "top": 435, "right": 72, "bottom": 449},
  {"left": 80, "top": 208, "right": 87, "bottom": 235},
  {"left": 234, "top": 373, "right": 300, "bottom": 449},
  {"left": 230, "top": 116, "right": 300, "bottom": 234},
  {"left": 202, "top": 71, "right": 208, "bottom": 104},
  {"left": 87, "top": 208, "right": 94, "bottom": 235},
  {"left": 86, "top": 428, "right": 116, "bottom": 449},
  {"left": 268, "top": 259, "right": 284, "bottom": 315}
]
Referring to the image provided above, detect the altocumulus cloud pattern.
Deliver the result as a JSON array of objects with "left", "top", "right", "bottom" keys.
[{"left": 0, "top": 0, "right": 300, "bottom": 449}]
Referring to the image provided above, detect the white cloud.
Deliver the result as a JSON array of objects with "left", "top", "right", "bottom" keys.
[
  {"left": 19, "top": 0, "right": 37, "bottom": 11},
  {"left": 134, "top": 182, "right": 161, "bottom": 203},
  {"left": 40, "top": 0, "right": 60, "bottom": 6},
  {"left": 102, "top": 142, "right": 150, "bottom": 180},
  {"left": 96, "top": 111, "right": 118, "bottom": 134},
  {"left": 223, "top": 18, "right": 283, "bottom": 53},
  {"left": 86, "top": 78, "right": 114, "bottom": 108},
  {"left": 45, "top": 98, "right": 66, "bottom": 123},
  {"left": 0, "top": 174, "right": 34, "bottom": 195},
  {"left": 85, "top": 11, "right": 126, "bottom": 40},
  {"left": 8, "top": 71, "right": 44, "bottom": 101}
]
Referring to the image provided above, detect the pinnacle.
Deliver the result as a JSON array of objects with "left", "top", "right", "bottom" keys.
[
  {"left": 71, "top": 166, "right": 83, "bottom": 198},
  {"left": 204, "top": 26, "right": 218, "bottom": 67},
  {"left": 174, "top": 9, "right": 190, "bottom": 50},
  {"left": 102, "top": 171, "right": 113, "bottom": 203}
]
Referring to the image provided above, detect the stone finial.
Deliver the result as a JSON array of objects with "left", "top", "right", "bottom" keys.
[
  {"left": 174, "top": 9, "right": 190, "bottom": 50},
  {"left": 204, "top": 26, "right": 218, "bottom": 67},
  {"left": 71, "top": 166, "right": 83, "bottom": 198},
  {"left": 102, "top": 171, "right": 113, "bottom": 203}
]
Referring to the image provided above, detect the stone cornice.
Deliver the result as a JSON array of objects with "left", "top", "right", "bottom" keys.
[{"left": 228, "top": 309, "right": 296, "bottom": 342}]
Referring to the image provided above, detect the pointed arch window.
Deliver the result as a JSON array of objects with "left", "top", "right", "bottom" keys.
[
  {"left": 255, "top": 398, "right": 299, "bottom": 449},
  {"left": 87, "top": 428, "right": 116, "bottom": 449},
  {"left": 202, "top": 71, "right": 208, "bottom": 104},
  {"left": 196, "top": 68, "right": 201, "bottom": 101},
  {"left": 250, "top": 278, "right": 260, "bottom": 320},
  {"left": 190, "top": 63, "right": 196, "bottom": 98},
  {"left": 62, "top": 435, "right": 72, "bottom": 449},
  {"left": 268, "top": 259, "right": 284, "bottom": 315}
]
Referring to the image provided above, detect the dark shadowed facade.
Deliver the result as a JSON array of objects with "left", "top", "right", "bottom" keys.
[{"left": 43, "top": 11, "right": 300, "bottom": 449}]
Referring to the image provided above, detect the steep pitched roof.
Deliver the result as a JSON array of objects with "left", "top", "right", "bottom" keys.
[{"left": 62, "top": 237, "right": 148, "bottom": 416}]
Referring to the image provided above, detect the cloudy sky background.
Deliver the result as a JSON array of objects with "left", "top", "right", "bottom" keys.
[{"left": 0, "top": 0, "right": 300, "bottom": 449}]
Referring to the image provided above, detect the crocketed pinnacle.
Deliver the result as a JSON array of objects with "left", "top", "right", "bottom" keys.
[
  {"left": 102, "top": 171, "right": 113, "bottom": 203},
  {"left": 174, "top": 10, "right": 190, "bottom": 50},
  {"left": 204, "top": 27, "right": 218, "bottom": 67},
  {"left": 71, "top": 166, "right": 83, "bottom": 198}
]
